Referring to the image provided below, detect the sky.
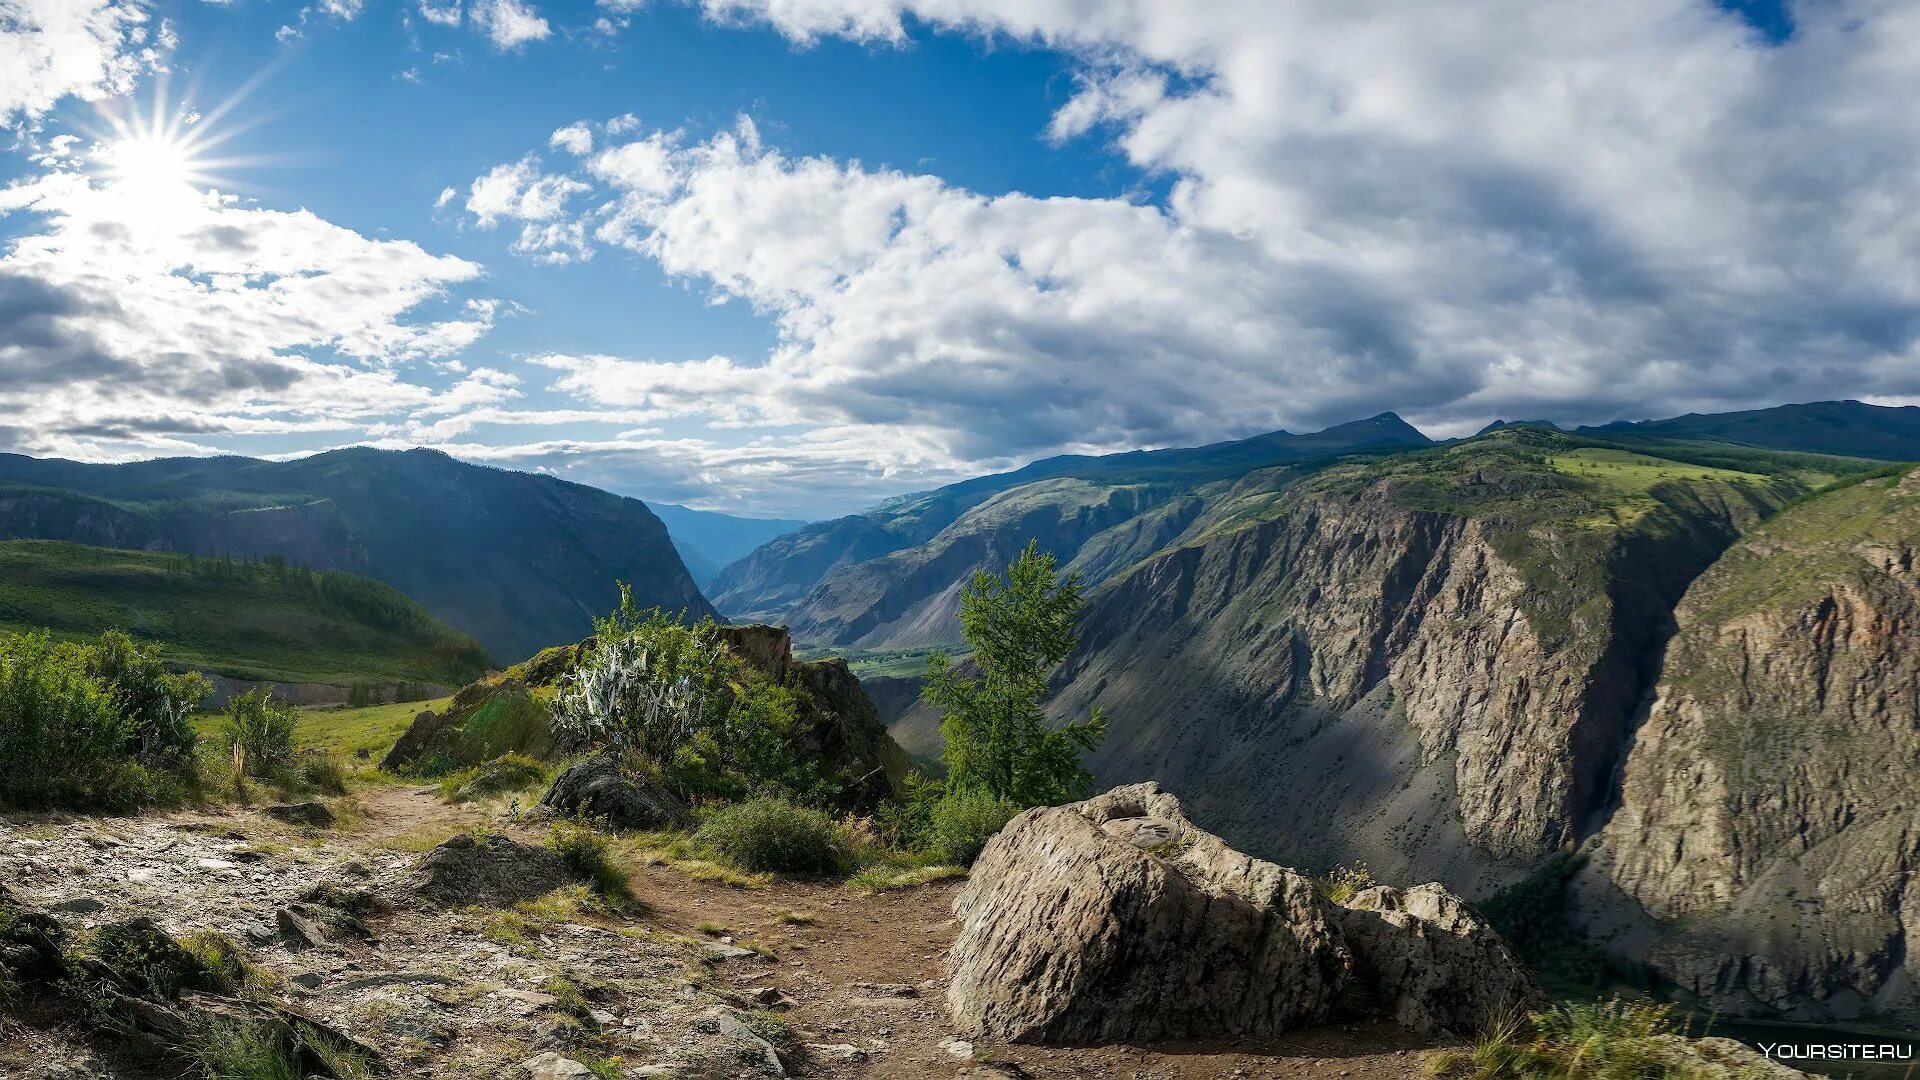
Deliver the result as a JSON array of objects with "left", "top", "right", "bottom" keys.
[{"left": 2, "top": 0, "right": 1916, "bottom": 518}]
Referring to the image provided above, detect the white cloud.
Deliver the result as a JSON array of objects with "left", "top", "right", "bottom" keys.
[
  {"left": 441, "top": 0, "right": 1920, "bottom": 499},
  {"left": 550, "top": 122, "right": 593, "bottom": 156},
  {"left": 469, "top": 0, "right": 550, "bottom": 49},
  {"left": 0, "top": 151, "right": 501, "bottom": 462},
  {"left": 0, "top": 1, "right": 165, "bottom": 130},
  {"left": 418, "top": 0, "right": 463, "bottom": 27}
]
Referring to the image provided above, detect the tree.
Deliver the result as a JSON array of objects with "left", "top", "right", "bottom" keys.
[{"left": 923, "top": 540, "right": 1107, "bottom": 807}]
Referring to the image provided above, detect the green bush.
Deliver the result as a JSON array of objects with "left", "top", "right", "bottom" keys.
[
  {"left": 693, "top": 797, "right": 854, "bottom": 875},
  {"left": 923, "top": 787, "right": 1017, "bottom": 866},
  {"left": 0, "top": 629, "right": 209, "bottom": 810},
  {"left": 222, "top": 689, "right": 299, "bottom": 775},
  {"left": 548, "top": 822, "right": 635, "bottom": 906}
]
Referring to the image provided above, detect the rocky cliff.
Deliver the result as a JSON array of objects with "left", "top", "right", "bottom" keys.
[
  {"left": 1043, "top": 433, "right": 1800, "bottom": 893},
  {"left": 1583, "top": 465, "right": 1920, "bottom": 1024}
]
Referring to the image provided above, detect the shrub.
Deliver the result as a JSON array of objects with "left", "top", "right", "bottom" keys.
[
  {"left": 298, "top": 754, "right": 349, "bottom": 795},
  {"left": 1318, "top": 864, "right": 1377, "bottom": 904},
  {"left": 923, "top": 787, "right": 1018, "bottom": 866},
  {"left": 0, "top": 630, "right": 209, "bottom": 810},
  {"left": 548, "top": 822, "right": 635, "bottom": 906},
  {"left": 692, "top": 797, "right": 854, "bottom": 875},
  {"left": 192, "top": 1022, "right": 304, "bottom": 1080},
  {"left": 222, "top": 689, "right": 299, "bottom": 775}
]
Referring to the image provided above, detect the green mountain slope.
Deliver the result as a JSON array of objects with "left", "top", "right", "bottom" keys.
[
  {"left": 710, "top": 413, "right": 1434, "bottom": 636},
  {"left": 0, "top": 540, "right": 491, "bottom": 686},
  {"left": 648, "top": 503, "right": 809, "bottom": 590},
  {"left": 1577, "top": 399, "right": 1920, "bottom": 460},
  {"left": 0, "top": 447, "right": 714, "bottom": 663}
]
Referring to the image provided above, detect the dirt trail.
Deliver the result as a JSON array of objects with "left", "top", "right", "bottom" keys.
[{"left": 1, "top": 785, "right": 1457, "bottom": 1079}]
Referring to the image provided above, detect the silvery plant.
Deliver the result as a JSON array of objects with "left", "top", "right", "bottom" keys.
[{"left": 551, "top": 621, "right": 730, "bottom": 758}]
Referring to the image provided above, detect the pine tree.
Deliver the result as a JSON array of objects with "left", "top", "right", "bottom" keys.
[{"left": 923, "top": 540, "right": 1107, "bottom": 806}]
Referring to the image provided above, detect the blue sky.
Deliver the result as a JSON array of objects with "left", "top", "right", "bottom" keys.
[{"left": 2, "top": 0, "right": 1913, "bottom": 518}]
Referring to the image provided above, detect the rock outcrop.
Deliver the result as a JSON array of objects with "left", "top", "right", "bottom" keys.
[
  {"left": 947, "top": 783, "right": 1535, "bottom": 1044},
  {"left": 1585, "top": 465, "right": 1920, "bottom": 1024},
  {"left": 540, "top": 748, "right": 691, "bottom": 830},
  {"left": 1043, "top": 433, "right": 1795, "bottom": 890},
  {"left": 409, "top": 833, "right": 571, "bottom": 906}
]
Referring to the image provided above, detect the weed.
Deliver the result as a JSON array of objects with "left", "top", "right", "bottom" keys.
[
  {"left": 192, "top": 1022, "right": 303, "bottom": 1080},
  {"left": 1318, "top": 864, "right": 1376, "bottom": 905},
  {"left": 847, "top": 861, "right": 966, "bottom": 894},
  {"left": 548, "top": 822, "right": 637, "bottom": 908},
  {"left": 772, "top": 910, "right": 815, "bottom": 926},
  {"left": 692, "top": 797, "right": 854, "bottom": 875}
]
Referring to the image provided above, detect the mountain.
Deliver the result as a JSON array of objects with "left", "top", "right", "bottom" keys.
[
  {"left": 646, "top": 503, "right": 808, "bottom": 590},
  {"left": 1579, "top": 463, "right": 1920, "bottom": 1026},
  {"left": 1577, "top": 399, "right": 1920, "bottom": 460},
  {"left": 0, "top": 539, "right": 490, "bottom": 688},
  {"left": 709, "top": 413, "right": 1434, "bottom": 639},
  {"left": 0, "top": 448, "right": 713, "bottom": 663}
]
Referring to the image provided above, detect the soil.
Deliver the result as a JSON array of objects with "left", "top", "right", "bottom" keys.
[{"left": 0, "top": 784, "right": 1458, "bottom": 1079}]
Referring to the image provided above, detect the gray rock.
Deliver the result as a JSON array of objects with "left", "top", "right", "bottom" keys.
[
  {"left": 946, "top": 783, "right": 1538, "bottom": 1046},
  {"left": 947, "top": 783, "right": 1350, "bottom": 1044},
  {"left": 539, "top": 748, "right": 690, "bottom": 831},
  {"left": 409, "top": 833, "right": 571, "bottom": 906},
  {"left": 710, "top": 1008, "right": 787, "bottom": 1076},
  {"left": 275, "top": 906, "right": 328, "bottom": 950},
  {"left": 264, "top": 802, "right": 335, "bottom": 828},
  {"left": 517, "top": 1051, "right": 594, "bottom": 1079},
  {"left": 47, "top": 897, "right": 106, "bottom": 915},
  {"left": 1333, "top": 883, "right": 1538, "bottom": 1034}
]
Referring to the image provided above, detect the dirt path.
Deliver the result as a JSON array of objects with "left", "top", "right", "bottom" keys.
[{"left": 2, "top": 785, "right": 1458, "bottom": 1079}]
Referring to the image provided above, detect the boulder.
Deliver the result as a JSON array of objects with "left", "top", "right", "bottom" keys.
[
  {"left": 946, "top": 782, "right": 1538, "bottom": 1045},
  {"left": 264, "top": 802, "right": 335, "bottom": 828},
  {"left": 539, "top": 748, "right": 690, "bottom": 830},
  {"left": 409, "top": 833, "right": 571, "bottom": 906},
  {"left": 947, "top": 782, "right": 1352, "bottom": 1044},
  {"left": 1334, "top": 883, "right": 1538, "bottom": 1034}
]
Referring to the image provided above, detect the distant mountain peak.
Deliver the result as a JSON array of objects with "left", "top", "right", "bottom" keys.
[{"left": 1476, "top": 419, "right": 1562, "bottom": 436}]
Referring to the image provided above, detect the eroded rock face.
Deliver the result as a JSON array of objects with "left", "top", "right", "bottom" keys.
[
  {"left": 409, "top": 833, "right": 570, "bottom": 907},
  {"left": 1335, "top": 884, "right": 1537, "bottom": 1034},
  {"left": 1588, "top": 467, "right": 1920, "bottom": 1025},
  {"left": 947, "top": 783, "right": 1534, "bottom": 1045},
  {"left": 540, "top": 748, "right": 690, "bottom": 831}
]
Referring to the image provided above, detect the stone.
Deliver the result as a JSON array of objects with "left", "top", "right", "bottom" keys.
[
  {"left": 702, "top": 941, "right": 757, "bottom": 962},
  {"left": 275, "top": 906, "right": 328, "bottom": 950},
  {"left": 947, "top": 783, "right": 1351, "bottom": 1044},
  {"left": 805, "top": 1043, "right": 867, "bottom": 1064},
  {"left": 409, "top": 833, "right": 571, "bottom": 906},
  {"left": 264, "top": 802, "right": 335, "bottom": 828},
  {"left": 290, "top": 972, "right": 324, "bottom": 990},
  {"left": 47, "top": 897, "right": 106, "bottom": 915},
  {"left": 1333, "top": 883, "right": 1538, "bottom": 1034},
  {"left": 938, "top": 1038, "right": 974, "bottom": 1059},
  {"left": 539, "top": 748, "right": 690, "bottom": 831},
  {"left": 517, "top": 1051, "right": 593, "bottom": 1079},
  {"left": 946, "top": 782, "right": 1538, "bottom": 1046},
  {"left": 710, "top": 1008, "right": 787, "bottom": 1076},
  {"left": 850, "top": 981, "right": 916, "bottom": 998}
]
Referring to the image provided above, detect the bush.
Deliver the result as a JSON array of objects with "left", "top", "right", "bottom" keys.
[
  {"left": 693, "top": 797, "right": 854, "bottom": 875},
  {"left": 1428, "top": 999, "right": 1706, "bottom": 1080},
  {"left": 298, "top": 754, "right": 349, "bottom": 795},
  {"left": 0, "top": 630, "right": 209, "bottom": 810},
  {"left": 923, "top": 787, "right": 1018, "bottom": 866},
  {"left": 222, "top": 689, "right": 299, "bottom": 775},
  {"left": 548, "top": 822, "right": 635, "bottom": 906}
]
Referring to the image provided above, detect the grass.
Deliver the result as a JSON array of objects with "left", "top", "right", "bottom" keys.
[
  {"left": 772, "top": 910, "right": 815, "bottom": 926},
  {"left": 0, "top": 540, "right": 489, "bottom": 686},
  {"left": 796, "top": 645, "right": 970, "bottom": 679},
  {"left": 548, "top": 823, "right": 639, "bottom": 909},
  {"left": 1427, "top": 999, "right": 1726, "bottom": 1079},
  {"left": 1543, "top": 448, "right": 1766, "bottom": 528},
  {"left": 847, "top": 861, "right": 966, "bottom": 894},
  {"left": 290, "top": 697, "right": 451, "bottom": 757}
]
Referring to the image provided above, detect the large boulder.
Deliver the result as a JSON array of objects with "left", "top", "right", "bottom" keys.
[
  {"left": 947, "top": 782, "right": 1537, "bottom": 1045},
  {"left": 1335, "top": 883, "right": 1538, "bottom": 1034},
  {"left": 948, "top": 783, "right": 1352, "bottom": 1044},
  {"left": 410, "top": 834, "right": 571, "bottom": 906},
  {"left": 539, "top": 748, "right": 690, "bottom": 830}
]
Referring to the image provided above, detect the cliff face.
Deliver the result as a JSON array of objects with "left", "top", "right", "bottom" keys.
[
  {"left": 1586, "top": 466, "right": 1920, "bottom": 1024},
  {"left": 1044, "top": 435, "right": 1796, "bottom": 891}
]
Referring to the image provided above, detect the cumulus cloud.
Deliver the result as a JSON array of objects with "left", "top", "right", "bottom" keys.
[
  {"left": 443, "top": 0, "right": 1920, "bottom": 503},
  {"left": 469, "top": 0, "right": 550, "bottom": 49},
  {"left": 0, "top": 155, "right": 504, "bottom": 461},
  {"left": 0, "top": 1, "right": 166, "bottom": 130}
]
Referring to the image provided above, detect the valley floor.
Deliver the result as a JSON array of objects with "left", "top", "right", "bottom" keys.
[{"left": 1, "top": 783, "right": 1452, "bottom": 1079}]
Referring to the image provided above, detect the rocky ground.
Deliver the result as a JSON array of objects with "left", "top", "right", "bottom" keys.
[{"left": 0, "top": 784, "right": 1456, "bottom": 1080}]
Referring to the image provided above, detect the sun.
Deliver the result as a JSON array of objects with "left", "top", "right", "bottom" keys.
[{"left": 103, "top": 131, "right": 201, "bottom": 194}]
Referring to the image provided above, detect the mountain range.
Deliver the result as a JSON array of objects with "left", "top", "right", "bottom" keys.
[{"left": 0, "top": 448, "right": 712, "bottom": 663}]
